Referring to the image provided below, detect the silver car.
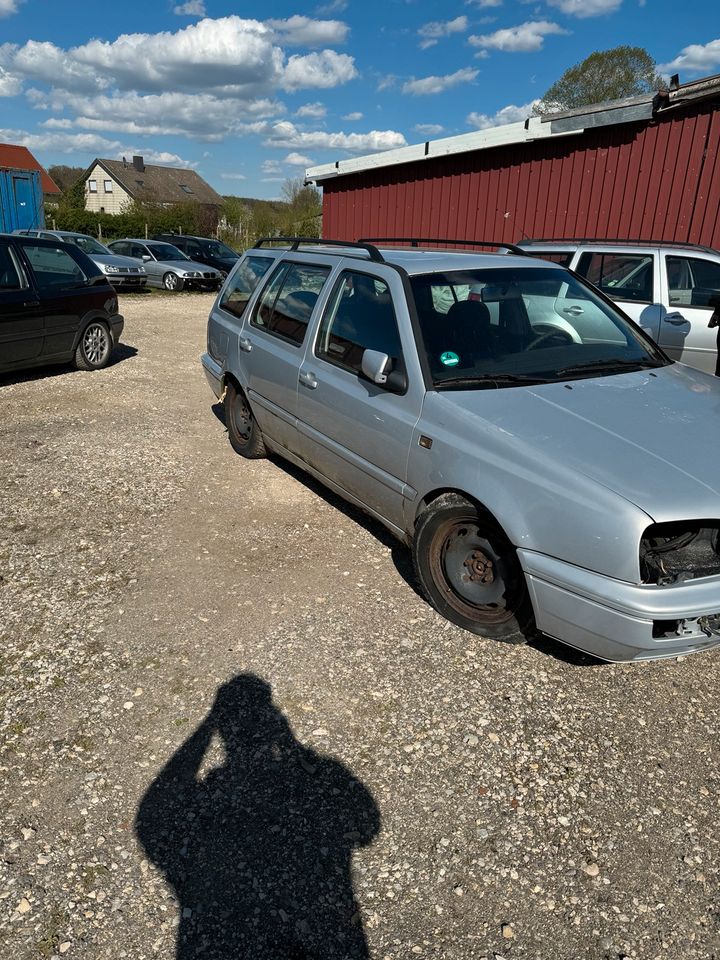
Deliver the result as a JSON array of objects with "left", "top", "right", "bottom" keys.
[
  {"left": 107, "top": 238, "right": 222, "bottom": 292},
  {"left": 201, "top": 239, "right": 720, "bottom": 662},
  {"left": 14, "top": 229, "right": 147, "bottom": 290}
]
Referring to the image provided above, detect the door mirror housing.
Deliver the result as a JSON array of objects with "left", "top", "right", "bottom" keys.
[
  {"left": 361, "top": 349, "right": 408, "bottom": 394},
  {"left": 142, "top": 254, "right": 151, "bottom": 262}
]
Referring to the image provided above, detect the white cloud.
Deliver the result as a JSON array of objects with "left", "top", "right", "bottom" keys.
[
  {"left": 343, "top": 111, "right": 363, "bottom": 120},
  {"left": 266, "top": 16, "right": 349, "bottom": 47},
  {"left": 547, "top": 0, "right": 621, "bottom": 16},
  {"left": 315, "top": 0, "right": 347, "bottom": 12},
  {"left": 469, "top": 20, "right": 568, "bottom": 53},
  {"left": 0, "top": 64, "right": 21, "bottom": 96},
  {"left": 284, "top": 151, "right": 314, "bottom": 165},
  {"left": 282, "top": 50, "right": 356, "bottom": 90},
  {"left": 0, "top": 126, "right": 194, "bottom": 166},
  {"left": 0, "top": 0, "right": 21, "bottom": 16},
  {"left": 173, "top": 0, "right": 206, "bottom": 15},
  {"left": 414, "top": 123, "right": 444, "bottom": 135},
  {"left": 402, "top": 67, "right": 478, "bottom": 96},
  {"left": 467, "top": 99, "right": 540, "bottom": 129},
  {"left": 221, "top": 172, "right": 247, "bottom": 179},
  {"left": 418, "top": 16, "right": 468, "bottom": 50},
  {"left": 659, "top": 39, "right": 720, "bottom": 75},
  {"left": 465, "top": 0, "right": 502, "bottom": 6},
  {"left": 262, "top": 159, "right": 282, "bottom": 173},
  {"left": 264, "top": 120, "right": 406, "bottom": 152},
  {"left": 376, "top": 74, "right": 397, "bottom": 92},
  {"left": 295, "top": 101, "right": 327, "bottom": 117}
]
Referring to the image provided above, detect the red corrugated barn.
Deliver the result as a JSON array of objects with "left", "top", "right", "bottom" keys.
[{"left": 307, "top": 73, "right": 720, "bottom": 250}]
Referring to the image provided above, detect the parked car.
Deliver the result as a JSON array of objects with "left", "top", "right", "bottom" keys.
[
  {"left": 202, "top": 237, "right": 720, "bottom": 663},
  {"left": 107, "top": 238, "right": 222, "bottom": 292},
  {"left": 14, "top": 229, "right": 147, "bottom": 290},
  {"left": 152, "top": 233, "right": 238, "bottom": 278},
  {"left": 517, "top": 239, "right": 720, "bottom": 374},
  {"left": 0, "top": 232, "right": 123, "bottom": 376}
]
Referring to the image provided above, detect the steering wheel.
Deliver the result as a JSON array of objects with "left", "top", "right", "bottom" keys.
[{"left": 527, "top": 328, "right": 575, "bottom": 350}]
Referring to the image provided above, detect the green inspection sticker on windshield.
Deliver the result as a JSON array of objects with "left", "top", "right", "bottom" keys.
[{"left": 440, "top": 351, "right": 460, "bottom": 367}]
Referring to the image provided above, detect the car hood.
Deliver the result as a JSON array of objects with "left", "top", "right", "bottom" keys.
[
  {"left": 91, "top": 253, "right": 144, "bottom": 269},
  {"left": 440, "top": 362, "right": 720, "bottom": 523},
  {"left": 156, "top": 258, "right": 218, "bottom": 273}
]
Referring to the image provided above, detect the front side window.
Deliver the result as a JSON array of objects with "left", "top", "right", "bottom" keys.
[
  {"left": 316, "top": 271, "right": 402, "bottom": 374},
  {"left": 410, "top": 266, "right": 666, "bottom": 389},
  {"left": 576, "top": 251, "right": 655, "bottom": 303},
  {"left": 251, "top": 262, "right": 330, "bottom": 345},
  {"left": 149, "top": 243, "right": 188, "bottom": 261},
  {"left": 23, "top": 244, "right": 86, "bottom": 289},
  {"left": 666, "top": 255, "right": 720, "bottom": 310},
  {"left": 0, "top": 242, "right": 28, "bottom": 291},
  {"left": 69, "top": 235, "right": 110, "bottom": 255},
  {"left": 219, "top": 255, "right": 273, "bottom": 319}
]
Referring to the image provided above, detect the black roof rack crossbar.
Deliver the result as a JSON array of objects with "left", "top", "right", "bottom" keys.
[
  {"left": 521, "top": 237, "right": 717, "bottom": 253},
  {"left": 255, "top": 236, "right": 384, "bottom": 262},
  {"left": 359, "top": 237, "right": 528, "bottom": 256}
]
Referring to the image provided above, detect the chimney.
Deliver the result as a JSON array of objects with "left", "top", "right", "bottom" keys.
[{"left": 133, "top": 155, "right": 145, "bottom": 173}]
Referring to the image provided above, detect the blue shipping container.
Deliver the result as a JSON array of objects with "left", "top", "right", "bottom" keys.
[{"left": 0, "top": 167, "right": 44, "bottom": 233}]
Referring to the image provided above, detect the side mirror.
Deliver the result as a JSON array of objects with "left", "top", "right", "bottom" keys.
[
  {"left": 361, "top": 349, "right": 407, "bottom": 394},
  {"left": 142, "top": 254, "right": 151, "bottom": 262}
]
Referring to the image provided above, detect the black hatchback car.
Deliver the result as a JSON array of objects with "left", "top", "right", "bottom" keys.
[
  {"left": 152, "top": 234, "right": 238, "bottom": 278},
  {"left": 0, "top": 232, "right": 123, "bottom": 377}
]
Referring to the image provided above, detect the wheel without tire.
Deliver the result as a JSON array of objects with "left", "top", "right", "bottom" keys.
[
  {"left": 74, "top": 320, "right": 112, "bottom": 371},
  {"left": 412, "top": 492, "right": 534, "bottom": 643},
  {"left": 225, "top": 381, "right": 266, "bottom": 459},
  {"left": 163, "top": 272, "right": 183, "bottom": 291}
]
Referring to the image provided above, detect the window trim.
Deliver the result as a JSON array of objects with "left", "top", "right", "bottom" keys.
[{"left": 250, "top": 259, "right": 330, "bottom": 349}]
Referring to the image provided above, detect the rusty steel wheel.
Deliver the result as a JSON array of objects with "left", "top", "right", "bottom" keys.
[
  {"left": 224, "top": 381, "right": 266, "bottom": 459},
  {"left": 413, "top": 492, "right": 534, "bottom": 643}
]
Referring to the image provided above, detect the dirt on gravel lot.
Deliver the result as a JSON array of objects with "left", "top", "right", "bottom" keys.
[{"left": 1, "top": 291, "right": 719, "bottom": 960}]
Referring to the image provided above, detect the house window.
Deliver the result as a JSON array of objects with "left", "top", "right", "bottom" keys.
[
  {"left": 88, "top": 180, "right": 97, "bottom": 193},
  {"left": 179, "top": 184, "right": 193, "bottom": 194},
  {"left": 103, "top": 180, "right": 113, "bottom": 193},
  {"left": 135, "top": 180, "right": 144, "bottom": 188}
]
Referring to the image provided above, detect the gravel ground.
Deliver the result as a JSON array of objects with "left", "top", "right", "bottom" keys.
[{"left": 1, "top": 291, "right": 719, "bottom": 960}]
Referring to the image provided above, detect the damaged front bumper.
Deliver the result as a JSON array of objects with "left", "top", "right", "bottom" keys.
[{"left": 519, "top": 549, "right": 720, "bottom": 662}]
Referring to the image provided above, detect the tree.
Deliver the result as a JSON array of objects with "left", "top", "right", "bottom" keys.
[
  {"left": 47, "top": 164, "right": 84, "bottom": 193},
  {"left": 534, "top": 46, "right": 666, "bottom": 116},
  {"left": 279, "top": 177, "right": 322, "bottom": 236}
]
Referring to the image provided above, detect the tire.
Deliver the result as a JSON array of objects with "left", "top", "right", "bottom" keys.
[
  {"left": 412, "top": 492, "right": 534, "bottom": 644},
  {"left": 74, "top": 320, "right": 113, "bottom": 371},
  {"left": 224, "top": 381, "right": 266, "bottom": 459},
  {"left": 163, "top": 272, "right": 183, "bottom": 291}
]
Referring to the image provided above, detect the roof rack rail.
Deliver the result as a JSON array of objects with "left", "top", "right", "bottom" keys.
[
  {"left": 521, "top": 237, "right": 717, "bottom": 253},
  {"left": 254, "top": 236, "right": 384, "bottom": 263},
  {"left": 359, "top": 237, "right": 528, "bottom": 256}
]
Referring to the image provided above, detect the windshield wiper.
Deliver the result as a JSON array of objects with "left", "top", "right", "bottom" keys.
[
  {"left": 434, "top": 373, "right": 551, "bottom": 389},
  {"left": 554, "top": 357, "right": 664, "bottom": 378}
]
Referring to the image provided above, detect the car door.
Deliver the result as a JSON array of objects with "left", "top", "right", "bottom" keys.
[
  {"left": 295, "top": 263, "right": 425, "bottom": 528},
  {"left": 19, "top": 242, "right": 90, "bottom": 358},
  {"left": 131, "top": 242, "right": 161, "bottom": 283},
  {"left": 0, "top": 239, "right": 43, "bottom": 367},
  {"left": 573, "top": 249, "right": 664, "bottom": 338},
  {"left": 241, "top": 258, "right": 333, "bottom": 452},
  {"left": 659, "top": 254, "right": 720, "bottom": 373},
  {"left": 183, "top": 238, "right": 207, "bottom": 268}
]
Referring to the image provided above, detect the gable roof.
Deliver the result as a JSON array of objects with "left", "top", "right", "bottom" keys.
[
  {"left": 0, "top": 143, "right": 61, "bottom": 194},
  {"left": 91, "top": 157, "right": 223, "bottom": 205}
]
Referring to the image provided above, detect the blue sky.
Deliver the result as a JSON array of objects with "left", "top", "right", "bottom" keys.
[{"left": 0, "top": 0, "right": 718, "bottom": 199}]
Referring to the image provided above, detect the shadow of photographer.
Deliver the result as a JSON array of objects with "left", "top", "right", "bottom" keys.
[{"left": 136, "top": 674, "right": 380, "bottom": 959}]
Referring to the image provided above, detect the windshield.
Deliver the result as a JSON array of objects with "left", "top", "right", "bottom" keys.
[
  {"left": 68, "top": 235, "right": 110, "bottom": 255},
  {"left": 410, "top": 266, "right": 667, "bottom": 389},
  {"left": 150, "top": 243, "right": 189, "bottom": 261},
  {"left": 201, "top": 239, "right": 238, "bottom": 259}
]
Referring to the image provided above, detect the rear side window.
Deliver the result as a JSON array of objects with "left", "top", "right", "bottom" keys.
[
  {"left": 22, "top": 244, "right": 86, "bottom": 290},
  {"left": 666, "top": 256, "right": 720, "bottom": 310},
  {"left": 576, "top": 252, "right": 655, "bottom": 303},
  {"left": 316, "top": 271, "right": 402, "bottom": 373},
  {"left": 219, "top": 256, "right": 273, "bottom": 320},
  {"left": 0, "top": 242, "right": 28, "bottom": 291},
  {"left": 252, "top": 262, "right": 330, "bottom": 346}
]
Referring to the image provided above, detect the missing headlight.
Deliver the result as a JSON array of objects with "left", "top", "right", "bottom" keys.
[{"left": 640, "top": 521, "right": 720, "bottom": 585}]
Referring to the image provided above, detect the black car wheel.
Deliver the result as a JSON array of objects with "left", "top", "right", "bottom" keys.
[
  {"left": 413, "top": 493, "right": 534, "bottom": 643},
  {"left": 74, "top": 320, "right": 112, "bottom": 371},
  {"left": 225, "top": 381, "right": 266, "bottom": 459}
]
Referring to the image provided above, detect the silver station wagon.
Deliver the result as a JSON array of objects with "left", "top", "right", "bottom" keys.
[{"left": 201, "top": 237, "right": 720, "bottom": 662}]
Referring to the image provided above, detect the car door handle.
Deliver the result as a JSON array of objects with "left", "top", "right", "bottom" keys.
[
  {"left": 238, "top": 336, "right": 252, "bottom": 352},
  {"left": 299, "top": 370, "right": 318, "bottom": 389},
  {"left": 665, "top": 312, "right": 687, "bottom": 325},
  {"left": 563, "top": 305, "right": 584, "bottom": 316},
  {"left": 23, "top": 300, "right": 40, "bottom": 308}
]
